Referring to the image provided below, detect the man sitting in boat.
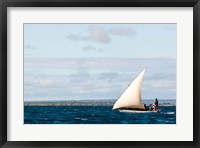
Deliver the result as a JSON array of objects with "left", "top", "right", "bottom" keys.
[
  {"left": 144, "top": 104, "right": 148, "bottom": 110},
  {"left": 149, "top": 104, "right": 156, "bottom": 111}
]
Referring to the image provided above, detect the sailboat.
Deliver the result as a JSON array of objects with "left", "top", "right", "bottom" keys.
[{"left": 112, "top": 68, "right": 159, "bottom": 113}]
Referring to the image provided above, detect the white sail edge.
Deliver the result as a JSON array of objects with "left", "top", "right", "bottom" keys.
[{"left": 112, "top": 68, "right": 146, "bottom": 110}]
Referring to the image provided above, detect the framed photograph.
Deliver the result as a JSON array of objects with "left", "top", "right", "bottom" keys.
[{"left": 0, "top": 0, "right": 199, "bottom": 147}]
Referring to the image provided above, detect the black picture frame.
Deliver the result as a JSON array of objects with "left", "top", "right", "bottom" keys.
[{"left": 0, "top": 0, "right": 199, "bottom": 147}]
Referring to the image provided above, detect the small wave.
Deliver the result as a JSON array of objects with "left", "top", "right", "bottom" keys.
[
  {"left": 75, "top": 117, "right": 88, "bottom": 121},
  {"left": 165, "top": 112, "right": 174, "bottom": 114},
  {"left": 89, "top": 114, "right": 95, "bottom": 117}
]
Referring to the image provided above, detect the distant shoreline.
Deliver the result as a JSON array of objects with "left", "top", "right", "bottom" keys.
[{"left": 24, "top": 100, "right": 176, "bottom": 107}]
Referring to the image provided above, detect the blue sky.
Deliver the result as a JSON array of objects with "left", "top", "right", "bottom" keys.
[{"left": 24, "top": 24, "right": 176, "bottom": 101}]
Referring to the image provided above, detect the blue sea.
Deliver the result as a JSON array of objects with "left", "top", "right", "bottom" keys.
[{"left": 24, "top": 100, "right": 176, "bottom": 124}]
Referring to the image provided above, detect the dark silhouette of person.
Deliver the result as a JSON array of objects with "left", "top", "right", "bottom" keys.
[
  {"left": 155, "top": 98, "right": 158, "bottom": 109},
  {"left": 144, "top": 104, "right": 148, "bottom": 110}
]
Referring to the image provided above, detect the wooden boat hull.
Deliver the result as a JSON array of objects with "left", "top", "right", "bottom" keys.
[{"left": 119, "top": 109, "right": 160, "bottom": 113}]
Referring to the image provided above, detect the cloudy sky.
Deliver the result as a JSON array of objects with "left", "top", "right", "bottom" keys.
[{"left": 24, "top": 24, "right": 176, "bottom": 101}]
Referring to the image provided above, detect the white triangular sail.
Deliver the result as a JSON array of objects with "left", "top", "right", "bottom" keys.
[{"left": 113, "top": 68, "right": 146, "bottom": 110}]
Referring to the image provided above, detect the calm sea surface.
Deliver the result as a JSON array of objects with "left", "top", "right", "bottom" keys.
[{"left": 24, "top": 101, "right": 176, "bottom": 124}]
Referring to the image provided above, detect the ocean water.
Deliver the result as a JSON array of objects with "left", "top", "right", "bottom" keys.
[{"left": 24, "top": 105, "right": 176, "bottom": 124}]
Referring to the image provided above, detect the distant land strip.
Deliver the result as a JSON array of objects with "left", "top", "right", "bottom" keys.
[{"left": 24, "top": 101, "right": 175, "bottom": 106}]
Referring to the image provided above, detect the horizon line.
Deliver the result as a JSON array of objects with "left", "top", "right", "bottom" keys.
[{"left": 24, "top": 98, "right": 176, "bottom": 102}]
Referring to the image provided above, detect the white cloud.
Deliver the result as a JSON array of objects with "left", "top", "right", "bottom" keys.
[
  {"left": 109, "top": 27, "right": 136, "bottom": 36},
  {"left": 83, "top": 45, "right": 96, "bottom": 51},
  {"left": 66, "top": 34, "right": 88, "bottom": 41},
  {"left": 66, "top": 25, "right": 110, "bottom": 44},
  {"left": 66, "top": 25, "right": 136, "bottom": 44},
  {"left": 151, "top": 80, "right": 176, "bottom": 89},
  {"left": 24, "top": 57, "right": 176, "bottom": 100},
  {"left": 82, "top": 45, "right": 104, "bottom": 52},
  {"left": 88, "top": 25, "right": 111, "bottom": 43}
]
